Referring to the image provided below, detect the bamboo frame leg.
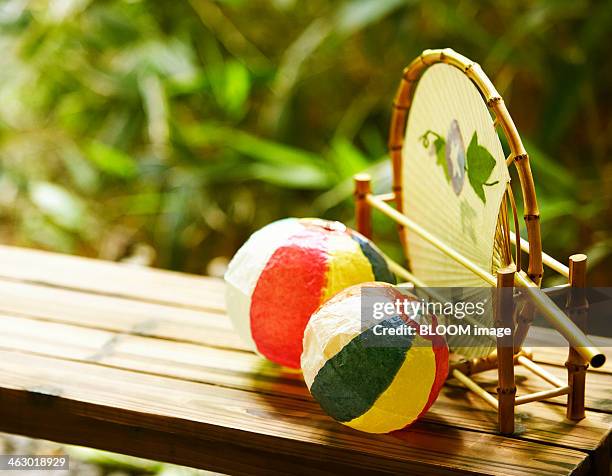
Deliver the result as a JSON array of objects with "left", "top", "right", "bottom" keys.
[
  {"left": 565, "top": 254, "right": 588, "bottom": 421},
  {"left": 354, "top": 174, "right": 373, "bottom": 239},
  {"left": 496, "top": 267, "right": 516, "bottom": 434}
]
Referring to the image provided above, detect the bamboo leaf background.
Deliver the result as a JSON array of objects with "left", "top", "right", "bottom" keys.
[{"left": 0, "top": 0, "right": 610, "bottom": 284}]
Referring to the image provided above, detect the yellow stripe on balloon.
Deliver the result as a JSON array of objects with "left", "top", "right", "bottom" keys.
[
  {"left": 322, "top": 233, "right": 374, "bottom": 302},
  {"left": 345, "top": 334, "right": 436, "bottom": 433},
  {"left": 302, "top": 239, "right": 373, "bottom": 386}
]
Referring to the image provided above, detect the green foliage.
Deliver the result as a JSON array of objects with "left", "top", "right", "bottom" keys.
[
  {"left": 86, "top": 141, "right": 138, "bottom": 179},
  {"left": 434, "top": 136, "right": 448, "bottom": 180},
  {"left": 466, "top": 132, "right": 497, "bottom": 203},
  {"left": 420, "top": 130, "right": 449, "bottom": 182},
  {"left": 0, "top": 0, "right": 610, "bottom": 283}
]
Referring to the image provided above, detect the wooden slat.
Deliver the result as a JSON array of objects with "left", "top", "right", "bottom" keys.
[
  {"left": 0, "top": 314, "right": 609, "bottom": 457},
  {"left": 0, "top": 349, "right": 591, "bottom": 476},
  {"left": 0, "top": 280, "right": 247, "bottom": 351},
  {"left": 0, "top": 245, "right": 225, "bottom": 311}
]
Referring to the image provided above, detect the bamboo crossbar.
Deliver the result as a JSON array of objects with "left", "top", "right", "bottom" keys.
[
  {"left": 450, "top": 350, "right": 532, "bottom": 376},
  {"left": 451, "top": 369, "right": 499, "bottom": 409},
  {"left": 384, "top": 257, "right": 426, "bottom": 288},
  {"left": 515, "top": 386, "right": 570, "bottom": 405},
  {"left": 455, "top": 366, "right": 569, "bottom": 407},
  {"left": 366, "top": 194, "right": 497, "bottom": 285},
  {"left": 376, "top": 192, "right": 396, "bottom": 203},
  {"left": 366, "top": 193, "right": 605, "bottom": 368},
  {"left": 510, "top": 231, "right": 569, "bottom": 278},
  {"left": 542, "top": 284, "right": 570, "bottom": 294},
  {"left": 514, "top": 272, "right": 604, "bottom": 368},
  {"left": 517, "top": 355, "right": 564, "bottom": 388}
]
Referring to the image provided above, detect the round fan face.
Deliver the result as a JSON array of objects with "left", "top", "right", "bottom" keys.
[{"left": 401, "top": 63, "right": 511, "bottom": 357}]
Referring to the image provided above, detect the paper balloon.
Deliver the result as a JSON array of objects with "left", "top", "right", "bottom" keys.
[
  {"left": 224, "top": 218, "right": 396, "bottom": 368},
  {"left": 301, "top": 282, "right": 448, "bottom": 433}
]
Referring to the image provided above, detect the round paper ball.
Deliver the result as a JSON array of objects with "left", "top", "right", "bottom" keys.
[
  {"left": 224, "top": 218, "right": 395, "bottom": 369},
  {"left": 301, "top": 282, "right": 448, "bottom": 433}
]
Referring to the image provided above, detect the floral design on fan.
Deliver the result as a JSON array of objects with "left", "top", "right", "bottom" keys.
[{"left": 419, "top": 121, "right": 499, "bottom": 203}]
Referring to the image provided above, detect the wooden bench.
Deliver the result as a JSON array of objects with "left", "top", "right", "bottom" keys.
[{"left": 0, "top": 245, "right": 609, "bottom": 475}]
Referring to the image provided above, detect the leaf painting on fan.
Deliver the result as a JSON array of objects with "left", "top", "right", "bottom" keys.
[{"left": 419, "top": 121, "right": 499, "bottom": 203}]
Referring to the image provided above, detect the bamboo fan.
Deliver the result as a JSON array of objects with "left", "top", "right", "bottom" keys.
[
  {"left": 400, "top": 63, "right": 511, "bottom": 357},
  {"left": 352, "top": 48, "right": 605, "bottom": 434}
]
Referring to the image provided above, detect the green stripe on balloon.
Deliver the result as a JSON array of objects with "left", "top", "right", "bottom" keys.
[
  {"left": 309, "top": 315, "right": 413, "bottom": 422},
  {"left": 350, "top": 234, "right": 396, "bottom": 284}
]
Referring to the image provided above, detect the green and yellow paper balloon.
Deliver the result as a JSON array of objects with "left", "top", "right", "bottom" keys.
[{"left": 301, "top": 283, "right": 449, "bottom": 433}]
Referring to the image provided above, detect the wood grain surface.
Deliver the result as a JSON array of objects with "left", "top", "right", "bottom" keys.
[{"left": 0, "top": 245, "right": 609, "bottom": 475}]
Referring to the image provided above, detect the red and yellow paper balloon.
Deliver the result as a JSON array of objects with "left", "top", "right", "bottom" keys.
[
  {"left": 224, "top": 218, "right": 395, "bottom": 369},
  {"left": 301, "top": 283, "right": 449, "bottom": 433}
]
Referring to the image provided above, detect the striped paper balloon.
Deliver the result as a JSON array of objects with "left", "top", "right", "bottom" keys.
[
  {"left": 301, "top": 282, "right": 448, "bottom": 433},
  {"left": 224, "top": 218, "right": 395, "bottom": 368}
]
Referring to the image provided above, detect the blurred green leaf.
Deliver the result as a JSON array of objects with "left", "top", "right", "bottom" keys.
[
  {"left": 85, "top": 141, "right": 138, "bottom": 178},
  {"left": 183, "top": 124, "right": 334, "bottom": 187},
  {"left": 223, "top": 59, "right": 251, "bottom": 116},
  {"left": 114, "top": 38, "right": 198, "bottom": 80},
  {"left": 66, "top": 446, "right": 162, "bottom": 473},
  {"left": 60, "top": 147, "right": 100, "bottom": 193},
  {"left": 229, "top": 133, "right": 327, "bottom": 168},
  {"left": 138, "top": 73, "right": 169, "bottom": 152},
  {"left": 20, "top": 210, "right": 76, "bottom": 252},
  {"left": 335, "top": 0, "right": 408, "bottom": 36},
  {"left": 327, "top": 137, "right": 368, "bottom": 179},
  {"left": 249, "top": 162, "right": 330, "bottom": 189},
  {"left": 522, "top": 138, "right": 573, "bottom": 192},
  {"left": 28, "top": 182, "right": 86, "bottom": 230}
]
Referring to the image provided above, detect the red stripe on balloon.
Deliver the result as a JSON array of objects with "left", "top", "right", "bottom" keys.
[
  {"left": 417, "top": 314, "right": 449, "bottom": 420},
  {"left": 250, "top": 228, "right": 329, "bottom": 368}
]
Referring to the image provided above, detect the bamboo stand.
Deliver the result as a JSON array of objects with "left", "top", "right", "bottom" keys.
[
  {"left": 351, "top": 49, "right": 604, "bottom": 433},
  {"left": 354, "top": 173, "right": 599, "bottom": 433}
]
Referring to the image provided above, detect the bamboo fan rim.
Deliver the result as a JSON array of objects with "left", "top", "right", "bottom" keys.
[{"left": 389, "top": 48, "right": 543, "bottom": 286}]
